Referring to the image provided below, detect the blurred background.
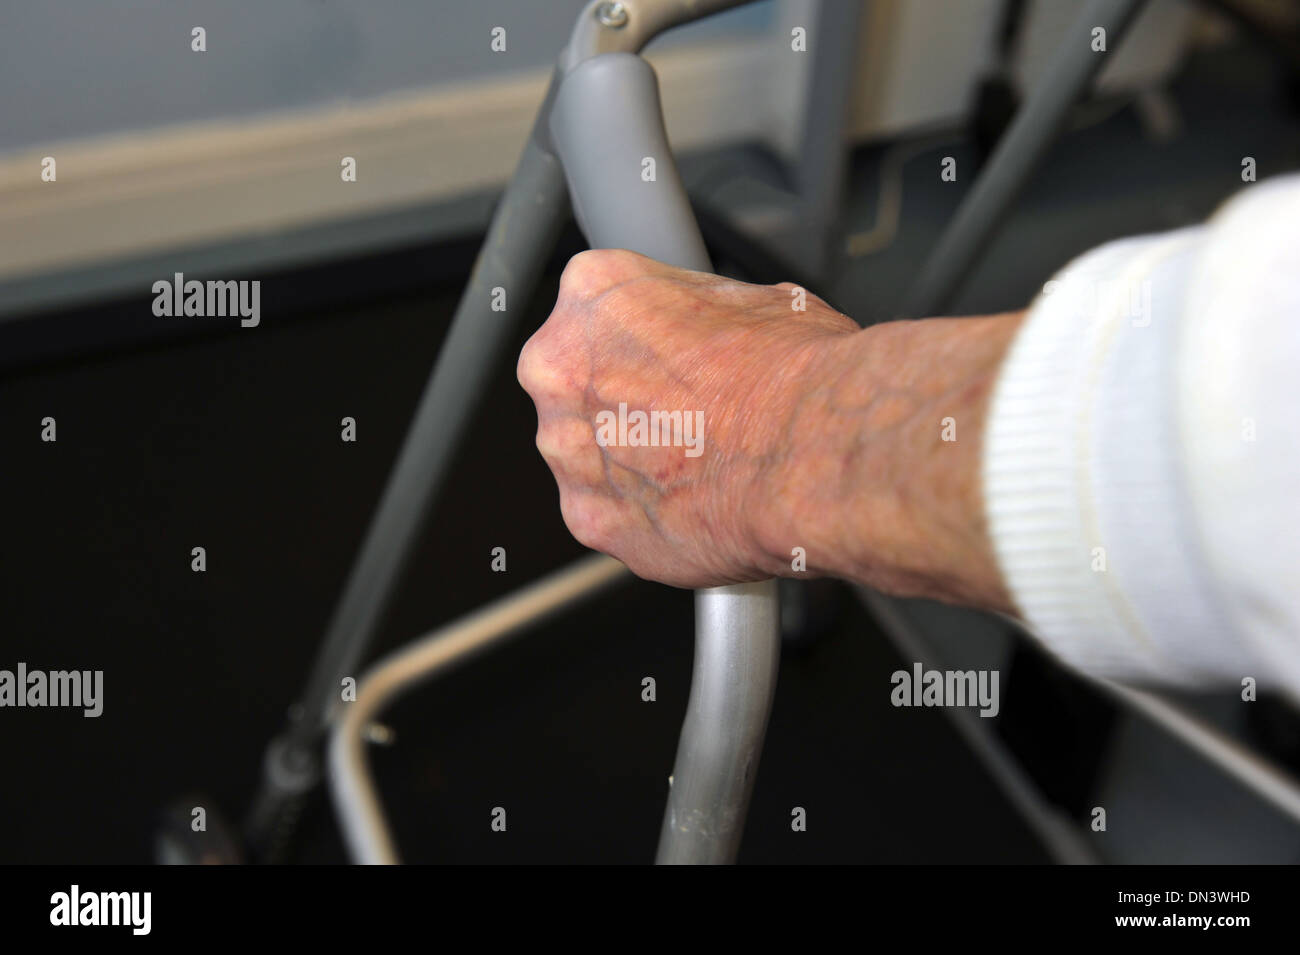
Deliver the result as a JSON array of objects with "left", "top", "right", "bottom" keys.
[{"left": 2, "top": 0, "right": 1299, "bottom": 864}]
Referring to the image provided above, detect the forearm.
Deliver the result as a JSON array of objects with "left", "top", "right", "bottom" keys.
[
  {"left": 752, "top": 311, "right": 1026, "bottom": 613},
  {"left": 523, "top": 172, "right": 1300, "bottom": 699}
]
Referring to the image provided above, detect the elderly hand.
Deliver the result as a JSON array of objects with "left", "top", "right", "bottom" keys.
[{"left": 517, "top": 248, "right": 1021, "bottom": 611}]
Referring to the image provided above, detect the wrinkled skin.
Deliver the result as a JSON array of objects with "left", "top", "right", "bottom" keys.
[{"left": 518, "top": 248, "right": 1022, "bottom": 612}]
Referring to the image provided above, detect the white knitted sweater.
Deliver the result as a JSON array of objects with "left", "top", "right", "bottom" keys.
[{"left": 983, "top": 174, "right": 1300, "bottom": 701}]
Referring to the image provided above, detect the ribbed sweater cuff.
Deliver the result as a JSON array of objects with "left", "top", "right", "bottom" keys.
[{"left": 981, "top": 231, "right": 1206, "bottom": 684}]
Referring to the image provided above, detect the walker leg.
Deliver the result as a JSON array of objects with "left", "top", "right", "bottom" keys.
[
  {"left": 245, "top": 105, "right": 571, "bottom": 858},
  {"left": 656, "top": 582, "right": 781, "bottom": 864}
]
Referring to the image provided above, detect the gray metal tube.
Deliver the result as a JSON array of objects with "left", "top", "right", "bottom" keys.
[
  {"left": 561, "top": 0, "right": 751, "bottom": 72},
  {"left": 786, "top": 0, "right": 866, "bottom": 280},
  {"left": 657, "top": 583, "right": 781, "bottom": 863},
  {"left": 329, "top": 554, "right": 630, "bottom": 864},
  {"left": 294, "top": 128, "right": 569, "bottom": 736},
  {"left": 246, "top": 100, "right": 571, "bottom": 850},
  {"left": 301, "top": 125, "right": 572, "bottom": 738},
  {"left": 902, "top": 0, "right": 1146, "bottom": 317},
  {"left": 1097, "top": 683, "right": 1300, "bottom": 827},
  {"left": 856, "top": 587, "right": 1098, "bottom": 864},
  {"left": 549, "top": 52, "right": 782, "bottom": 865},
  {"left": 548, "top": 53, "right": 709, "bottom": 270}
]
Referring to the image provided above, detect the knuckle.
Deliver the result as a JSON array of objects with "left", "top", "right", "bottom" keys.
[
  {"left": 534, "top": 421, "right": 563, "bottom": 461},
  {"left": 537, "top": 417, "right": 599, "bottom": 475},
  {"left": 516, "top": 337, "right": 535, "bottom": 386},
  {"left": 560, "top": 248, "right": 647, "bottom": 303},
  {"left": 559, "top": 250, "right": 607, "bottom": 302},
  {"left": 517, "top": 329, "right": 568, "bottom": 399},
  {"left": 516, "top": 335, "right": 545, "bottom": 393}
]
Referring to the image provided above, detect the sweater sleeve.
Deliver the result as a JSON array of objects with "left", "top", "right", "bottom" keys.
[{"left": 981, "top": 174, "right": 1300, "bottom": 702}]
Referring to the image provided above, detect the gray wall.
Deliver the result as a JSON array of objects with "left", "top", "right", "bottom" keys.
[{"left": 1, "top": 0, "right": 774, "bottom": 153}]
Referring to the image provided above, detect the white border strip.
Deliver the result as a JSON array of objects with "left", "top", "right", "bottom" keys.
[{"left": 0, "top": 38, "right": 772, "bottom": 286}]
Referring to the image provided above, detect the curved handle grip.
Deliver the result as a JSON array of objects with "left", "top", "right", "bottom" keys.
[
  {"left": 548, "top": 53, "right": 711, "bottom": 271},
  {"left": 548, "top": 51, "right": 781, "bottom": 865}
]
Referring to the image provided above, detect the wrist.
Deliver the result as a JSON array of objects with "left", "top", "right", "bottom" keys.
[
  {"left": 747, "top": 327, "right": 880, "bottom": 582},
  {"left": 753, "top": 313, "right": 1024, "bottom": 611}
]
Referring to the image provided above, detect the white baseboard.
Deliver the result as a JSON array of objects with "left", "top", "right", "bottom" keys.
[{"left": 0, "top": 37, "right": 773, "bottom": 288}]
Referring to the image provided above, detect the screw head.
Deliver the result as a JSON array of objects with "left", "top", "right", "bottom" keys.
[{"left": 595, "top": 1, "right": 629, "bottom": 28}]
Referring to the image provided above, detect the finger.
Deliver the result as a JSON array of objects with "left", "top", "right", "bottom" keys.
[
  {"left": 557, "top": 485, "right": 627, "bottom": 555},
  {"left": 536, "top": 413, "right": 607, "bottom": 490},
  {"left": 517, "top": 326, "right": 578, "bottom": 403}
]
